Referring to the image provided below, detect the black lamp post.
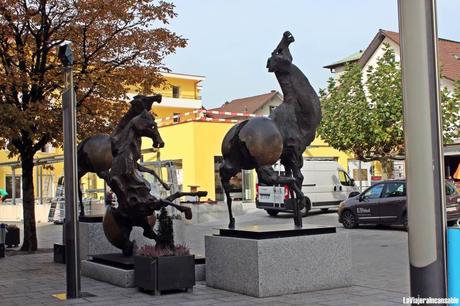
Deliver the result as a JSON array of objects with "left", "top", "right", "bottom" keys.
[{"left": 58, "top": 42, "right": 81, "bottom": 299}]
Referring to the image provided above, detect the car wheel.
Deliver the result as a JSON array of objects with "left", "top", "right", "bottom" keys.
[
  {"left": 341, "top": 210, "right": 358, "bottom": 229},
  {"left": 403, "top": 213, "right": 408, "bottom": 231},
  {"left": 266, "top": 209, "right": 279, "bottom": 217}
]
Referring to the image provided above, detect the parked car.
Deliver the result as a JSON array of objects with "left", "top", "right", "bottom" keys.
[
  {"left": 256, "top": 158, "right": 359, "bottom": 216},
  {"left": 337, "top": 179, "right": 460, "bottom": 229}
]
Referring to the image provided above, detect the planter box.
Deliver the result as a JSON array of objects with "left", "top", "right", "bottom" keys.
[{"left": 134, "top": 255, "right": 195, "bottom": 295}]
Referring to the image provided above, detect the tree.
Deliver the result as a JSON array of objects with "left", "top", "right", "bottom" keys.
[
  {"left": 319, "top": 43, "right": 460, "bottom": 178},
  {"left": 0, "top": 0, "right": 187, "bottom": 251},
  {"left": 441, "top": 81, "right": 460, "bottom": 143}
]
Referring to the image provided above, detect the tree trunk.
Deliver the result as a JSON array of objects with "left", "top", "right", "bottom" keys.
[
  {"left": 20, "top": 151, "right": 37, "bottom": 251},
  {"left": 380, "top": 158, "right": 394, "bottom": 180}
]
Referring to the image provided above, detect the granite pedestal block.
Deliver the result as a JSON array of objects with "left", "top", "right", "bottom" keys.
[
  {"left": 81, "top": 260, "right": 135, "bottom": 287},
  {"left": 79, "top": 221, "right": 154, "bottom": 260},
  {"left": 205, "top": 225, "right": 352, "bottom": 297},
  {"left": 82, "top": 254, "right": 206, "bottom": 287}
]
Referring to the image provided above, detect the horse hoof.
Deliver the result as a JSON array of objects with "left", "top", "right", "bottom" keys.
[
  {"left": 228, "top": 219, "right": 235, "bottom": 229},
  {"left": 298, "top": 198, "right": 306, "bottom": 210},
  {"left": 184, "top": 208, "right": 192, "bottom": 220}
]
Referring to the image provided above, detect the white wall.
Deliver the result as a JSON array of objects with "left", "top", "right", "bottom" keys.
[
  {"left": 0, "top": 204, "right": 51, "bottom": 223},
  {"left": 256, "top": 95, "right": 283, "bottom": 116}
]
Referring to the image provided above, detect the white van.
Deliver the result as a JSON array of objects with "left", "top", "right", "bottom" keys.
[{"left": 256, "top": 158, "right": 359, "bottom": 216}]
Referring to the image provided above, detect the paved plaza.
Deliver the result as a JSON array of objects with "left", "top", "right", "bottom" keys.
[{"left": 0, "top": 204, "right": 409, "bottom": 305}]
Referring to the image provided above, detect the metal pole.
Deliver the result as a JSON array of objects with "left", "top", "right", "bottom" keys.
[
  {"left": 398, "top": 0, "right": 447, "bottom": 299},
  {"left": 358, "top": 160, "right": 363, "bottom": 192},
  {"left": 11, "top": 167, "right": 16, "bottom": 205},
  {"left": 60, "top": 43, "right": 81, "bottom": 299}
]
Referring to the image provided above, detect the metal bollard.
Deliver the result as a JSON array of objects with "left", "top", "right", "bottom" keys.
[
  {"left": 0, "top": 223, "right": 7, "bottom": 258},
  {"left": 447, "top": 224, "right": 460, "bottom": 299}
]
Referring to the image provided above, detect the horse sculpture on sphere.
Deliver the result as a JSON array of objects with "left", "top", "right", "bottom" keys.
[
  {"left": 76, "top": 94, "right": 169, "bottom": 216},
  {"left": 220, "top": 31, "right": 321, "bottom": 228}
]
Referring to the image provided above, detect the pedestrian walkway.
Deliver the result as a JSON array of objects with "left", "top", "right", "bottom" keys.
[
  {"left": 0, "top": 206, "right": 410, "bottom": 305},
  {"left": 0, "top": 252, "right": 403, "bottom": 306}
]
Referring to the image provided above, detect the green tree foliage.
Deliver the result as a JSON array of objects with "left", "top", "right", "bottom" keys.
[
  {"left": 0, "top": 0, "right": 186, "bottom": 251},
  {"left": 319, "top": 43, "right": 460, "bottom": 177},
  {"left": 441, "top": 81, "right": 460, "bottom": 143}
]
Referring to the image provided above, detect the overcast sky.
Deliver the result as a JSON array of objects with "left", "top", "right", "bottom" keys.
[{"left": 163, "top": 0, "right": 460, "bottom": 109}]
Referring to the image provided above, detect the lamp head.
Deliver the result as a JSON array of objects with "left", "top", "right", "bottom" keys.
[{"left": 58, "top": 43, "right": 73, "bottom": 66}]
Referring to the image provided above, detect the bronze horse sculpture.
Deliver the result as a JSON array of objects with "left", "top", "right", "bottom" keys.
[
  {"left": 102, "top": 107, "right": 206, "bottom": 256},
  {"left": 220, "top": 31, "right": 321, "bottom": 228},
  {"left": 77, "top": 94, "right": 170, "bottom": 216}
]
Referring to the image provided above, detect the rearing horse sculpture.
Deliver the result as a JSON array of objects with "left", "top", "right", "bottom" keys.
[
  {"left": 220, "top": 31, "right": 321, "bottom": 228},
  {"left": 77, "top": 95, "right": 169, "bottom": 216},
  {"left": 102, "top": 108, "right": 207, "bottom": 256}
]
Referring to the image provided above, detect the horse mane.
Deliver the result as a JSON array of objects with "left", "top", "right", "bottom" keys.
[{"left": 112, "top": 96, "right": 151, "bottom": 136}]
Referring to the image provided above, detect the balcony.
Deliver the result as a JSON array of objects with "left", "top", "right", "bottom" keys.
[{"left": 159, "top": 95, "right": 202, "bottom": 109}]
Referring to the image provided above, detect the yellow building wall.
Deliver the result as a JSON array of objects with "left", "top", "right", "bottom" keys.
[
  {"left": 159, "top": 77, "right": 200, "bottom": 100},
  {"left": 141, "top": 121, "right": 233, "bottom": 201},
  {"left": 0, "top": 149, "right": 65, "bottom": 201},
  {"left": 153, "top": 106, "right": 198, "bottom": 119}
]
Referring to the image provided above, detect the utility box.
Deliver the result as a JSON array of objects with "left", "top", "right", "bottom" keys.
[
  {"left": 5, "top": 225, "right": 20, "bottom": 248},
  {"left": 448, "top": 227, "right": 460, "bottom": 298}
]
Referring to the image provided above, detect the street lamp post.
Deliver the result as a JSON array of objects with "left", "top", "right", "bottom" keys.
[
  {"left": 58, "top": 42, "right": 81, "bottom": 299},
  {"left": 398, "top": 0, "right": 447, "bottom": 299}
]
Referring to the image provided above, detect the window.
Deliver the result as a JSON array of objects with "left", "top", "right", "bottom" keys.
[
  {"left": 5, "top": 175, "right": 21, "bottom": 199},
  {"left": 362, "top": 183, "right": 384, "bottom": 200},
  {"left": 173, "top": 112, "right": 180, "bottom": 123},
  {"left": 269, "top": 105, "right": 276, "bottom": 115},
  {"left": 338, "top": 170, "right": 354, "bottom": 186},
  {"left": 172, "top": 86, "right": 180, "bottom": 98},
  {"left": 381, "top": 182, "right": 405, "bottom": 198}
]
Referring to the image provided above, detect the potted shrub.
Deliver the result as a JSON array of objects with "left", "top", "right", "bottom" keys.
[{"left": 134, "top": 208, "right": 195, "bottom": 294}]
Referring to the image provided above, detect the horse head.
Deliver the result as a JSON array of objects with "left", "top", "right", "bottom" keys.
[
  {"left": 131, "top": 94, "right": 162, "bottom": 112},
  {"left": 266, "top": 31, "right": 295, "bottom": 73},
  {"left": 133, "top": 110, "right": 165, "bottom": 148}
]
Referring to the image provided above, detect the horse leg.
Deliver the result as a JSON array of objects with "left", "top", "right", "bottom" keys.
[
  {"left": 220, "top": 161, "right": 240, "bottom": 229},
  {"left": 77, "top": 172, "right": 85, "bottom": 217},
  {"left": 281, "top": 156, "right": 305, "bottom": 227},
  {"left": 137, "top": 163, "right": 170, "bottom": 190},
  {"left": 165, "top": 191, "right": 208, "bottom": 202},
  {"left": 151, "top": 199, "right": 193, "bottom": 220},
  {"left": 137, "top": 216, "right": 158, "bottom": 241}
]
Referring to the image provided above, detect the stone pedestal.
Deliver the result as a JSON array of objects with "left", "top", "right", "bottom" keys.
[
  {"left": 81, "top": 256, "right": 135, "bottom": 288},
  {"left": 79, "top": 220, "right": 153, "bottom": 260},
  {"left": 205, "top": 225, "right": 352, "bottom": 297}
]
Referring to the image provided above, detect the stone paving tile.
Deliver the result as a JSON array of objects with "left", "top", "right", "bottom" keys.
[{"left": 0, "top": 214, "right": 413, "bottom": 306}]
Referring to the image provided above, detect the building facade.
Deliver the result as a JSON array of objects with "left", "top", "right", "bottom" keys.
[{"left": 323, "top": 29, "right": 460, "bottom": 184}]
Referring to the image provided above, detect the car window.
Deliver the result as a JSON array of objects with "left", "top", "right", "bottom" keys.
[
  {"left": 363, "top": 183, "right": 384, "bottom": 199},
  {"left": 339, "top": 170, "right": 354, "bottom": 186},
  {"left": 382, "top": 182, "right": 406, "bottom": 198}
]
